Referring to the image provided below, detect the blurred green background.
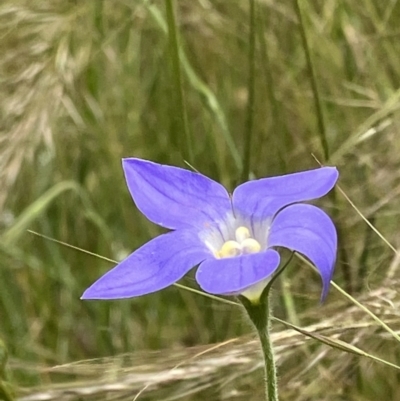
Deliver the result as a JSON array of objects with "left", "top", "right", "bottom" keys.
[{"left": 1, "top": 0, "right": 400, "bottom": 400}]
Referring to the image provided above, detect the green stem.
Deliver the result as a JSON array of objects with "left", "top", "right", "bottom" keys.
[{"left": 240, "top": 295, "right": 279, "bottom": 401}]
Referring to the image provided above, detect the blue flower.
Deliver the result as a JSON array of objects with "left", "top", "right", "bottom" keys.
[{"left": 82, "top": 158, "right": 338, "bottom": 301}]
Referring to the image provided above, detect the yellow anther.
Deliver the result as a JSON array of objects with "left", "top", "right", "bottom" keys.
[
  {"left": 217, "top": 240, "right": 241, "bottom": 258},
  {"left": 235, "top": 226, "right": 251, "bottom": 243},
  {"left": 215, "top": 226, "right": 262, "bottom": 259},
  {"left": 241, "top": 238, "right": 261, "bottom": 254}
]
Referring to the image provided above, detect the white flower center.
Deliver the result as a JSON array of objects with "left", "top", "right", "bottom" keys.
[{"left": 216, "top": 226, "right": 261, "bottom": 259}]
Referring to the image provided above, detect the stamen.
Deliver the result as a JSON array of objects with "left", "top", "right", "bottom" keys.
[
  {"left": 217, "top": 240, "right": 241, "bottom": 258},
  {"left": 241, "top": 238, "right": 261, "bottom": 254},
  {"left": 235, "top": 226, "right": 251, "bottom": 243},
  {"left": 214, "top": 225, "right": 263, "bottom": 259}
]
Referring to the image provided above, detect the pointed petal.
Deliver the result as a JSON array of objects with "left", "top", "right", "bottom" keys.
[
  {"left": 122, "top": 158, "right": 232, "bottom": 230},
  {"left": 82, "top": 230, "right": 209, "bottom": 299},
  {"left": 268, "top": 204, "right": 337, "bottom": 300},
  {"left": 196, "top": 250, "right": 280, "bottom": 294},
  {"left": 233, "top": 167, "right": 338, "bottom": 219}
]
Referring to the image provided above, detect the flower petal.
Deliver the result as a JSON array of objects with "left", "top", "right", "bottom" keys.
[
  {"left": 268, "top": 204, "right": 337, "bottom": 300},
  {"left": 196, "top": 250, "right": 280, "bottom": 294},
  {"left": 81, "top": 230, "right": 210, "bottom": 299},
  {"left": 233, "top": 167, "right": 338, "bottom": 219},
  {"left": 123, "top": 158, "right": 232, "bottom": 230}
]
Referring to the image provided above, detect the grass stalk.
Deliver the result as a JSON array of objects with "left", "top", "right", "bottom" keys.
[
  {"left": 241, "top": 0, "right": 257, "bottom": 182},
  {"left": 165, "top": 0, "right": 193, "bottom": 162},
  {"left": 294, "top": 0, "right": 329, "bottom": 160}
]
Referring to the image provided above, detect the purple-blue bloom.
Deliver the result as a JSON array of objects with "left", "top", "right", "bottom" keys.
[{"left": 82, "top": 158, "right": 338, "bottom": 301}]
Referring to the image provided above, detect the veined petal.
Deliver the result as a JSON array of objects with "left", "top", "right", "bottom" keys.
[
  {"left": 196, "top": 250, "right": 280, "bottom": 294},
  {"left": 233, "top": 167, "right": 338, "bottom": 219},
  {"left": 268, "top": 204, "right": 337, "bottom": 300},
  {"left": 123, "top": 158, "right": 232, "bottom": 230},
  {"left": 81, "top": 230, "right": 210, "bottom": 299}
]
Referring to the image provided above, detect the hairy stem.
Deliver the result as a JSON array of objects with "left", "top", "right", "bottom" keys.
[{"left": 240, "top": 295, "right": 279, "bottom": 401}]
